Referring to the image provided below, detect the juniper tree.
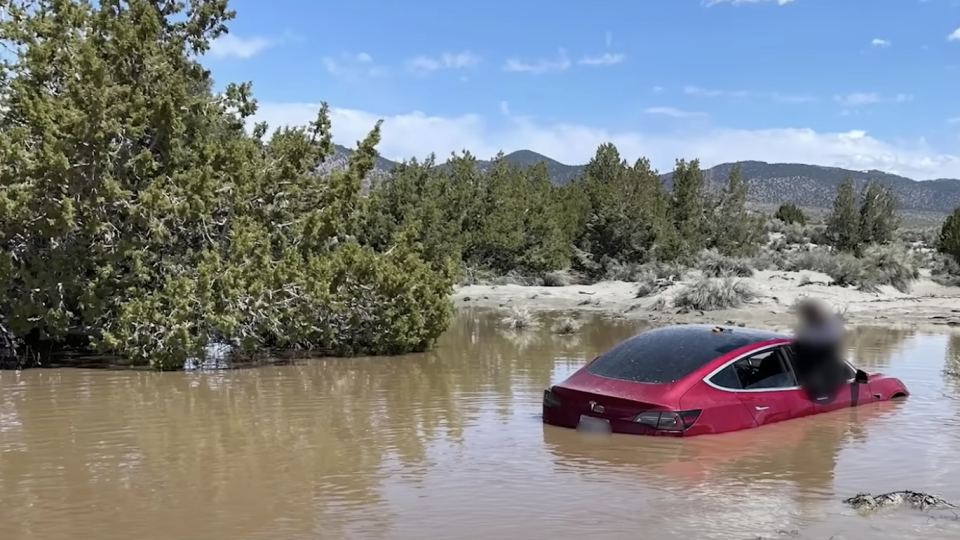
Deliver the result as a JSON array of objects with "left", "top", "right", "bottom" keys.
[
  {"left": 858, "top": 181, "right": 900, "bottom": 245},
  {"left": 712, "top": 163, "right": 762, "bottom": 257},
  {"left": 670, "top": 158, "right": 706, "bottom": 258},
  {"left": 574, "top": 144, "right": 665, "bottom": 272},
  {"left": 939, "top": 205, "right": 960, "bottom": 265},
  {"left": 825, "top": 175, "right": 861, "bottom": 252},
  {"left": 0, "top": 0, "right": 454, "bottom": 368},
  {"left": 465, "top": 156, "right": 568, "bottom": 273},
  {"left": 775, "top": 203, "right": 806, "bottom": 225}
]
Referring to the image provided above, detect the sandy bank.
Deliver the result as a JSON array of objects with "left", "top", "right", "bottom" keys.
[{"left": 452, "top": 270, "right": 960, "bottom": 331}]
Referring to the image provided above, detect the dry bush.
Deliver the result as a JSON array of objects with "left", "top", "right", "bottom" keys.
[
  {"left": 826, "top": 252, "right": 868, "bottom": 288},
  {"left": 647, "top": 261, "right": 687, "bottom": 281},
  {"left": 783, "top": 248, "right": 862, "bottom": 287},
  {"left": 860, "top": 244, "right": 918, "bottom": 294},
  {"left": 458, "top": 266, "right": 541, "bottom": 287},
  {"left": 897, "top": 227, "right": 938, "bottom": 246},
  {"left": 783, "top": 225, "right": 807, "bottom": 246},
  {"left": 695, "top": 249, "right": 755, "bottom": 277},
  {"left": 634, "top": 271, "right": 660, "bottom": 298},
  {"left": 785, "top": 248, "right": 846, "bottom": 273},
  {"left": 542, "top": 270, "right": 574, "bottom": 287},
  {"left": 499, "top": 306, "right": 538, "bottom": 330},
  {"left": 634, "top": 270, "right": 676, "bottom": 298},
  {"left": 774, "top": 223, "right": 828, "bottom": 246},
  {"left": 551, "top": 317, "right": 581, "bottom": 335},
  {"left": 929, "top": 253, "right": 960, "bottom": 287},
  {"left": 749, "top": 250, "right": 785, "bottom": 271},
  {"left": 764, "top": 218, "right": 788, "bottom": 234},
  {"left": 601, "top": 258, "right": 647, "bottom": 282},
  {"left": 673, "top": 273, "right": 758, "bottom": 311},
  {"left": 783, "top": 244, "right": 918, "bottom": 293}
]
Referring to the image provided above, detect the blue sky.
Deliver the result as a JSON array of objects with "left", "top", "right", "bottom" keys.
[{"left": 207, "top": 0, "right": 960, "bottom": 179}]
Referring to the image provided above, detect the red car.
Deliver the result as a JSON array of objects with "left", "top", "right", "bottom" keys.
[{"left": 542, "top": 324, "right": 910, "bottom": 437}]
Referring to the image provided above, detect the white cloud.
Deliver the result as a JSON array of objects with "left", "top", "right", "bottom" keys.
[
  {"left": 685, "top": 87, "right": 816, "bottom": 103},
  {"left": 684, "top": 86, "right": 749, "bottom": 98},
  {"left": 644, "top": 107, "right": 707, "bottom": 118},
  {"left": 871, "top": 38, "right": 890, "bottom": 47},
  {"left": 208, "top": 34, "right": 272, "bottom": 59},
  {"left": 322, "top": 52, "right": 385, "bottom": 80},
  {"left": 251, "top": 102, "right": 960, "bottom": 179},
  {"left": 772, "top": 93, "right": 817, "bottom": 103},
  {"left": 834, "top": 92, "right": 912, "bottom": 106},
  {"left": 949, "top": 26, "right": 960, "bottom": 40},
  {"left": 948, "top": 117, "right": 960, "bottom": 124},
  {"left": 503, "top": 49, "right": 571, "bottom": 73},
  {"left": 578, "top": 53, "right": 625, "bottom": 66},
  {"left": 703, "top": 0, "right": 796, "bottom": 5},
  {"left": 407, "top": 51, "right": 481, "bottom": 74}
]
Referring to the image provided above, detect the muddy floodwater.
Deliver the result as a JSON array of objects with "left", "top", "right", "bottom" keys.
[{"left": 2, "top": 313, "right": 960, "bottom": 540}]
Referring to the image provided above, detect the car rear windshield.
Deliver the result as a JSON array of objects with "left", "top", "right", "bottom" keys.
[{"left": 584, "top": 326, "right": 779, "bottom": 384}]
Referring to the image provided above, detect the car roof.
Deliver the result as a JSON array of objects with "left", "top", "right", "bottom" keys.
[
  {"left": 582, "top": 324, "right": 789, "bottom": 385},
  {"left": 648, "top": 324, "right": 789, "bottom": 345}
]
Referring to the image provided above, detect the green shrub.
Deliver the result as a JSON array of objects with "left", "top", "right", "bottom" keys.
[
  {"left": 775, "top": 203, "right": 806, "bottom": 225},
  {"left": 939, "top": 205, "right": 960, "bottom": 265}
]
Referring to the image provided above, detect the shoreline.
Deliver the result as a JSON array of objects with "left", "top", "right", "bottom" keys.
[{"left": 452, "top": 270, "right": 960, "bottom": 332}]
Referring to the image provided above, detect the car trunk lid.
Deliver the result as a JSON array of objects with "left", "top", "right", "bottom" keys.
[{"left": 549, "top": 379, "right": 677, "bottom": 420}]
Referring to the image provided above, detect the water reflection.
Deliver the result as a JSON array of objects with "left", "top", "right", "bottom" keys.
[
  {"left": 543, "top": 401, "right": 900, "bottom": 536},
  {"left": 0, "top": 314, "right": 958, "bottom": 540},
  {"left": 941, "top": 332, "right": 960, "bottom": 398},
  {"left": 844, "top": 325, "right": 913, "bottom": 371}
]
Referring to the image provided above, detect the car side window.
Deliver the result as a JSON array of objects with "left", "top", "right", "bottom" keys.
[
  {"left": 709, "top": 348, "right": 799, "bottom": 390},
  {"left": 711, "top": 364, "right": 742, "bottom": 389}
]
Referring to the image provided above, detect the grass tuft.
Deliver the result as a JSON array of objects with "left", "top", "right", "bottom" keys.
[{"left": 673, "top": 273, "right": 758, "bottom": 311}]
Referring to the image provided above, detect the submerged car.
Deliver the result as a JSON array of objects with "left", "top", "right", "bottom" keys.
[
  {"left": 542, "top": 324, "right": 910, "bottom": 437},
  {"left": 542, "top": 399, "right": 899, "bottom": 485}
]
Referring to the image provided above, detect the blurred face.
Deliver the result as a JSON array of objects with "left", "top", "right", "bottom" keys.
[{"left": 798, "top": 302, "right": 823, "bottom": 325}]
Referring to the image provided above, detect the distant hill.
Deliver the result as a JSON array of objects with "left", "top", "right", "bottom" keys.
[
  {"left": 325, "top": 145, "right": 960, "bottom": 214},
  {"left": 665, "top": 161, "right": 960, "bottom": 214},
  {"left": 494, "top": 149, "right": 584, "bottom": 183}
]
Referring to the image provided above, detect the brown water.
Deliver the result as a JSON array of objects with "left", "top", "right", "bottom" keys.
[{"left": 1, "top": 313, "right": 960, "bottom": 540}]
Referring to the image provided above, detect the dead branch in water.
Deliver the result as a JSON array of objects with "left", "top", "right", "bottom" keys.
[{"left": 844, "top": 491, "right": 956, "bottom": 513}]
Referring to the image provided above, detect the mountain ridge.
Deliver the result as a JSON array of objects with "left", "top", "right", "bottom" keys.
[{"left": 328, "top": 144, "right": 960, "bottom": 214}]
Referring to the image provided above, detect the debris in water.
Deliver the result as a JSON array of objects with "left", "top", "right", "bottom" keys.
[{"left": 843, "top": 491, "right": 956, "bottom": 513}]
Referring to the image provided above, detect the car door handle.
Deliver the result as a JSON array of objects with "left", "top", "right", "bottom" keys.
[
  {"left": 755, "top": 406, "right": 769, "bottom": 411},
  {"left": 815, "top": 397, "right": 829, "bottom": 401}
]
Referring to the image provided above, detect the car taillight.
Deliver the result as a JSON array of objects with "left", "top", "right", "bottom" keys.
[
  {"left": 543, "top": 389, "right": 561, "bottom": 408},
  {"left": 633, "top": 410, "right": 701, "bottom": 431}
]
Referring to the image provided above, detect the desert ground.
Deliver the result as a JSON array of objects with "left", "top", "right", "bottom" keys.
[{"left": 453, "top": 270, "right": 960, "bottom": 332}]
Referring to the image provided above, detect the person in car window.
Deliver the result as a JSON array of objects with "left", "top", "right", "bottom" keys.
[{"left": 792, "top": 298, "right": 847, "bottom": 401}]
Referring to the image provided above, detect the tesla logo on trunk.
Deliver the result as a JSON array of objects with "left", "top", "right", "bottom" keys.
[{"left": 589, "top": 401, "right": 605, "bottom": 413}]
